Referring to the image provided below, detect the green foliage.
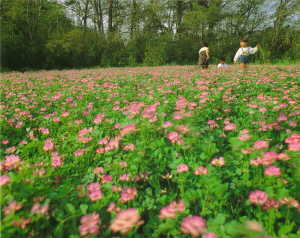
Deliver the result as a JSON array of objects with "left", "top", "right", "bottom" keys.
[
  {"left": 46, "top": 29, "right": 105, "bottom": 68},
  {"left": 1, "top": 0, "right": 71, "bottom": 70},
  {"left": 126, "top": 33, "right": 147, "bottom": 65},
  {"left": 1, "top": 66, "right": 300, "bottom": 237},
  {"left": 101, "top": 33, "right": 128, "bottom": 67},
  {"left": 143, "top": 35, "right": 170, "bottom": 66}
]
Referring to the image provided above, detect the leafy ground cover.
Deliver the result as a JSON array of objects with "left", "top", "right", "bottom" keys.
[{"left": 1, "top": 65, "right": 300, "bottom": 238}]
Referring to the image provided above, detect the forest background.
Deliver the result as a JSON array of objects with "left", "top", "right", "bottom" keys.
[{"left": 1, "top": 0, "right": 300, "bottom": 71}]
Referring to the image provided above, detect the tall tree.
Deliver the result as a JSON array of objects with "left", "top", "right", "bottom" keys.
[
  {"left": 108, "top": 0, "right": 114, "bottom": 32},
  {"left": 64, "top": 0, "right": 92, "bottom": 28},
  {"left": 92, "top": 0, "right": 104, "bottom": 33},
  {"left": 223, "top": 0, "right": 267, "bottom": 38},
  {"left": 130, "top": 0, "right": 138, "bottom": 35},
  {"left": 270, "top": 0, "right": 300, "bottom": 58},
  {"left": 82, "top": 0, "right": 91, "bottom": 28},
  {"left": 176, "top": 0, "right": 185, "bottom": 34}
]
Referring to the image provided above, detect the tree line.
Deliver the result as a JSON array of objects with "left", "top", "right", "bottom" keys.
[{"left": 1, "top": 0, "right": 300, "bottom": 70}]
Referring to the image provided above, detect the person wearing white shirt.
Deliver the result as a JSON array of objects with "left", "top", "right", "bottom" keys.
[
  {"left": 198, "top": 42, "right": 209, "bottom": 69},
  {"left": 217, "top": 57, "right": 229, "bottom": 69},
  {"left": 234, "top": 39, "right": 259, "bottom": 69}
]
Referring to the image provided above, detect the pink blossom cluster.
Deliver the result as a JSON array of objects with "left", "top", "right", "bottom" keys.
[
  {"left": 43, "top": 138, "right": 54, "bottom": 151},
  {"left": 4, "top": 200, "right": 22, "bottom": 216},
  {"left": 159, "top": 200, "right": 185, "bottom": 219},
  {"left": 208, "top": 120, "right": 218, "bottom": 129},
  {"left": 264, "top": 166, "right": 281, "bottom": 177},
  {"left": 93, "top": 113, "right": 105, "bottom": 124},
  {"left": 177, "top": 164, "right": 189, "bottom": 173},
  {"left": 194, "top": 166, "right": 208, "bottom": 175},
  {"left": 79, "top": 213, "right": 100, "bottom": 236},
  {"left": 277, "top": 113, "right": 287, "bottom": 122},
  {"left": 224, "top": 122, "right": 236, "bottom": 131},
  {"left": 2, "top": 139, "right": 9, "bottom": 145},
  {"left": 132, "top": 172, "right": 149, "bottom": 182},
  {"left": 99, "top": 174, "right": 112, "bottom": 184},
  {"left": 12, "top": 218, "right": 31, "bottom": 229},
  {"left": 253, "top": 140, "right": 269, "bottom": 150},
  {"left": 252, "top": 119, "right": 281, "bottom": 132},
  {"left": 211, "top": 157, "right": 225, "bottom": 166},
  {"left": 279, "top": 197, "right": 300, "bottom": 211},
  {"left": 61, "top": 111, "right": 69, "bottom": 117},
  {"left": 245, "top": 221, "right": 264, "bottom": 232},
  {"left": 173, "top": 110, "right": 192, "bottom": 120},
  {"left": 78, "top": 127, "right": 92, "bottom": 136},
  {"left": 107, "top": 202, "right": 121, "bottom": 213},
  {"left": 262, "top": 199, "right": 280, "bottom": 210},
  {"left": 239, "top": 129, "right": 251, "bottom": 141},
  {"left": 52, "top": 92, "right": 62, "bottom": 100},
  {"left": 123, "top": 102, "right": 144, "bottom": 118},
  {"left": 176, "top": 96, "right": 196, "bottom": 111},
  {"left": 110, "top": 208, "right": 143, "bottom": 234},
  {"left": 142, "top": 102, "right": 160, "bottom": 122},
  {"left": 203, "top": 233, "right": 218, "bottom": 238},
  {"left": 250, "top": 152, "right": 278, "bottom": 166},
  {"left": 74, "top": 149, "right": 85, "bottom": 156},
  {"left": 77, "top": 128, "right": 92, "bottom": 144},
  {"left": 93, "top": 167, "right": 104, "bottom": 174},
  {"left": 248, "top": 190, "right": 269, "bottom": 205},
  {"left": 120, "top": 124, "right": 136, "bottom": 136},
  {"left": 167, "top": 131, "right": 183, "bottom": 144},
  {"left": 98, "top": 137, "right": 109, "bottom": 145},
  {"left": 51, "top": 152, "right": 62, "bottom": 167},
  {"left": 31, "top": 203, "right": 49, "bottom": 215},
  {"left": 163, "top": 121, "right": 173, "bottom": 128},
  {"left": 87, "top": 183, "right": 102, "bottom": 201},
  {"left": 176, "top": 125, "right": 190, "bottom": 134},
  {"left": 0, "top": 175, "right": 11, "bottom": 186},
  {"left": 39, "top": 127, "right": 49, "bottom": 134},
  {"left": 249, "top": 190, "right": 300, "bottom": 212},
  {"left": 120, "top": 187, "right": 137, "bottom": 203},
  {"left": 285, "top": 133, "right": 300, "bottom": 151},
  {"left": 96, "top": 136, "right": 120, "bottom": 153},
  {"left": 1, "top": 155, "right": 21, "bottom": 171},
  {"left": 181, "top": 216, "right": 206, "bottom": 237},
  {"left": 53, "top": 116, "right": 60, "bottom": 122},
  {"left": 5, "top": 146, "right": 16, "bottom": 154},
  {"left": 119, "top": 173, "right": 130, "bottom": 181},
  {"left": 112, "top": 185, "right": 122, "bottom": 193},
  {"left": 123, "top": 143, "right": 135, "bottom": 151},
  {"left": 173, "top": 96, "right": 195, "bottom": 120}
]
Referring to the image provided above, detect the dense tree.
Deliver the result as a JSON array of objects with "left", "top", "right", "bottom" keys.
[
  {"left": 1, "top": 0, "right": 72, "bottom": 69},
  {"left": 270, "top": 0, "right": 300, "bottom": 58},
  {"left": 1, "top": 0, "right": 299, "bottom": 70},
  {"left": 92, "top": 0, "right": 104, "bottom": 33}
]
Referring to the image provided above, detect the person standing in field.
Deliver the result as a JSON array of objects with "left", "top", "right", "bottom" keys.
[
  {"left": 217, "top": 57, "right": 229, "bottom": 70},
  {"left": 234, "top": 39, "right": 259, "bottom": 69},
  {"left": 198, "top": 43, "right": 209, "bottom": 70}
]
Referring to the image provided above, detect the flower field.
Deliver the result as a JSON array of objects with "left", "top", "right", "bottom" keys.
[{"left": 1, "top": 65, "right": 300, "bottom": 238}]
